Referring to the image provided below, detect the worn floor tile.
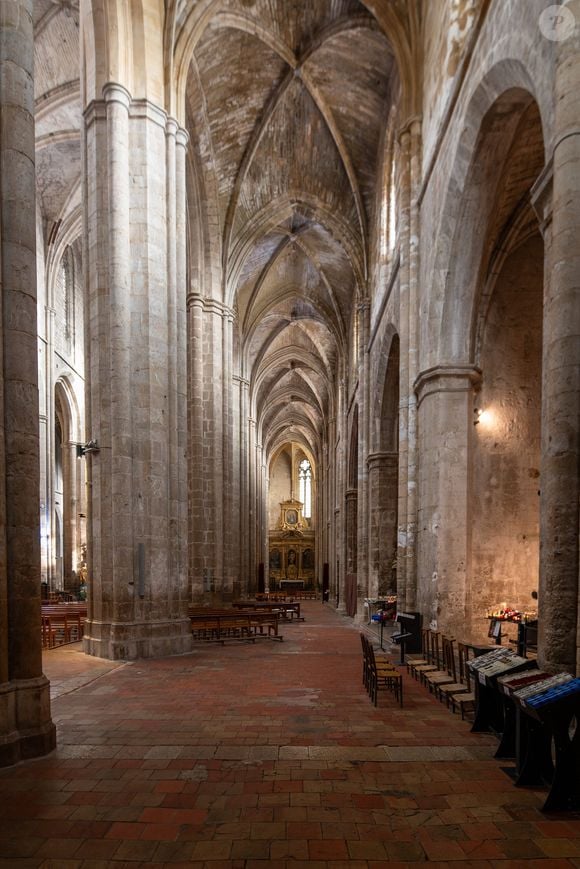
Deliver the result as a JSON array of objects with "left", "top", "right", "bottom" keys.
[{"left": 0, "top": 604, "right": 577, "bottom": 865}]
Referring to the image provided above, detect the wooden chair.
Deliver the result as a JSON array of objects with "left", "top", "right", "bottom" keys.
[
  {"left": 360, "top": 632, "right": 371, "bottom": 691},
  {"left": 409, "top": 631, "right": 441, "bottom": 681},
  {"left": 366, "top": 639, "right": 403, "bottom": 708},
  {"left": 448, "top": 642, "right": 476, "bottom": 719},
  {"left": 360, "top": 634, "right": 394, "bottom": 694},
  {"left": 405, "top": 627, "right": 430, "bottom": 674},
  {"left": 423, "top": 637, "right": 457, "bottom": 692},
  {"left": 436, "top": 640, "right": 471, "bottom": 706}
]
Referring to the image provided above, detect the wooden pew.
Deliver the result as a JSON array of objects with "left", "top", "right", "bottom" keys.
[
  {"left": 233, "top": 600, "right": 304, "bottom": 621},
  {"left": 41, "top": 603, "right": 87, "bottom": 648},
  {"left": 188, "top": 607, "right": 283, "bottom": 643}
]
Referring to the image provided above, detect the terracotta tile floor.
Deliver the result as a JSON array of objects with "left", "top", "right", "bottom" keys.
[{"left": 2, "top": 602, "right": 580, "bottom": 868}]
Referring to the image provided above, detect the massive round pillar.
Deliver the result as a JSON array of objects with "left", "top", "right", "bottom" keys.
[
  {"left": 415, "top": 365, "right": 481, "bottom": 638},
  {"left": 82, "top": 86, "right": 190, "bottom": 659},
  {"left": 0, "top": 0, "right": 55, "bottom": 764},
  {"left": 536, "top": 0, "right": 580, "bottom": 674}
]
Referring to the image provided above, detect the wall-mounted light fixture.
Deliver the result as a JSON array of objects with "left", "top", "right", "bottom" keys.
[
  {"left": 76, "top": 439, "right": 100, "bottom": 458},
  {"left": 474, "top": 408, "right": 492, "bottom": 427}
]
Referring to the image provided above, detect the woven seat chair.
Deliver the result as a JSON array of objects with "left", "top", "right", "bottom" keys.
[{"left": 363, "top": 635, "right": 403, "bottom": 707}]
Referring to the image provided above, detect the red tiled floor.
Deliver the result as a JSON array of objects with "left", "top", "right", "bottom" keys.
[{"left": 1, "top": 602, "right": 579, "bottom": 867}]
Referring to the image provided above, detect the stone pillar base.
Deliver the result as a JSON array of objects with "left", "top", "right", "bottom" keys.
[
  {"left": 0, "top": 676, "right": 56, "bottom": 768},
  {"left": 83, "top": 619, "right": 193, "bottom": 660}
]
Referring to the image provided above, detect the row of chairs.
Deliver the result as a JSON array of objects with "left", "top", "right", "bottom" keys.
[
  {"left": 360, "top": 633, "right": 403, "bottom": 707},
  {"left": 406, "top": 630, "right": 475, "bottom": 718}
]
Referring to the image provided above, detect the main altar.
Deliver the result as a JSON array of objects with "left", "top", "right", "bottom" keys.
[{"left": 268, "top": 499, "right": 316, "bottom": 591}]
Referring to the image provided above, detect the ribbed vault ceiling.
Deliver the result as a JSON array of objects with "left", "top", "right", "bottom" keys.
[
  {"left": 32, "top": 0, "right": 401, "bottom": 471},
  {"left": 186, "top": 0, "right": 397, "bottom": 462},
  {"left": 33, "top": 0, "right": 81, "bottom": 235}
]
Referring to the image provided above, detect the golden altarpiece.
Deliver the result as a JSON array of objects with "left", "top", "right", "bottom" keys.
[{"left": 268, "top": 499, "right": 315, "bottom": 590}]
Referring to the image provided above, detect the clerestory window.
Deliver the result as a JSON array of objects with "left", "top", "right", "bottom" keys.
[{"left": 298, "top": 458, "right": 312, "bottom": 519}]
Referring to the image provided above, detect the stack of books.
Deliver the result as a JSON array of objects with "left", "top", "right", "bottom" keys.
[{"left": 516, "top": 674, "right": 577, "bottom": 706}]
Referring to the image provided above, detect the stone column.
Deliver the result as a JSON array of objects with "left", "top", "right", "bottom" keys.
[
  {"left": 356, "top": 301, "right": 370, "bottom": 616},
  {"left": 367, "top": 452, "right": 398, "bottom": 600},
  {"left": 252, "top": 437, "right": 266, "bottom": 590},
  {"left": 188, "top": 298, "right": 234, "bottom": 603},
  {"left": 45, "top": 305, "right": 57, "bottom": 591},
  {"left": 326, "top": 414, "right": 336, "bottom": 598},
  {"left": 0, "top": 0, "right": 55, "bottom": 764},
  {"left": 396, "top": 126, "right": 411, "bottom": 610},
  {"left": 319, "top": 438, "right": 328, "bottom": 588},
  {"left": 82, "top": 88, "right": 190, "bottom": 658},
  {"left": 414, "top": 365, "right": 481, "bottom": 638},
  {"left": 62, "top": 435, "right": 78, "bottom": 593},
  {"left": 248, "top": 417, "right": 258, "bottom": 592},
  {"left": 345, "top": 488, "right": 358, "bottom": 615},
  {"left": 188, "top": 293, "right": 204, "bottom": 599},
  {"left": 165, "top": 120, "right": 188, "bottom": 606},
  {"left": 175, "top": 128, "right": 189, "bottom": 602},
  {"left": 235, "top": 376, "right": 250, "bottom": 598},
  {"left": 397, "top": 118, "right": 422, "bottom": 612},
  {"left": 262, "top": 456, "right": 269, "bottom": 591},
  {"left": 406, "top": 119, "right": 422, "bottom": 611},
  {"left": 222, "top": 308, "right": 235, "bottom": 599},
  {"left": 345, "top": 489, "right": 358, "bottom": 572},
  {"left": 335, "top": 375, "right": 347, "bottom": 609},
  {"left": 535, "top": 0, "right": 580, "bottom": 674}
]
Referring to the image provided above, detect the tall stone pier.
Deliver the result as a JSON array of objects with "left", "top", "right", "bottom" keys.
[{"left": 0, "top": 0, "right": 55, "bottom": 764}]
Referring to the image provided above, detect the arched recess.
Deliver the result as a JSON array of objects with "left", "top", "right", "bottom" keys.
[
  {"left": 369, "top": 333, "right": 399, "bottom": 598},
  {"left": 439, "top": 87, "right": 544, "bottom": 360},
  {"left": 425, "top": 57, "right": 548, "bottom": 366},
  {"left": 459, "top": 94, "right": 545, "bottom": 642},
  {"left": 54, "top": 380, "right": 85, "bottom": 596},
  {"left": 416, "top": 69, "right": 548, "bottom": 641},
  {"left": 345, "top": 405, "right": 359, "bottom": 617}
]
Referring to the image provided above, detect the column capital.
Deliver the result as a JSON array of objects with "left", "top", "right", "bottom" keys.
[
  {"left": 414, "top": 364, "right": 481, "bottom": 406},
  {"left": 165, "top": 116, "right": 189, "bottom": 148},
  {"left": 367, "top": 451, "right": 398, "bottom": 469},
  {"left": 102, "top": 82, "right": 132, "bottom": 108},
  {"left": 87, "top": 87, "right": 176, "bottom": 135},
  {"left": 398, "top": 114, "right": 422, "bottom": 143},
  {"left": 165, "top": 116, "right": 178, "bottom": 137},
  {"left": 129, "top": 98, "right": 167, "bottom": 129},
  {"left": 186, "top": 294, "right": 235, "bottom": 319},
  {"left": 83, "top": 99, "right": 107, "bottom": 127},
  {"left": 176, "top": 126, "right": 189, "bottom": 149}
]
